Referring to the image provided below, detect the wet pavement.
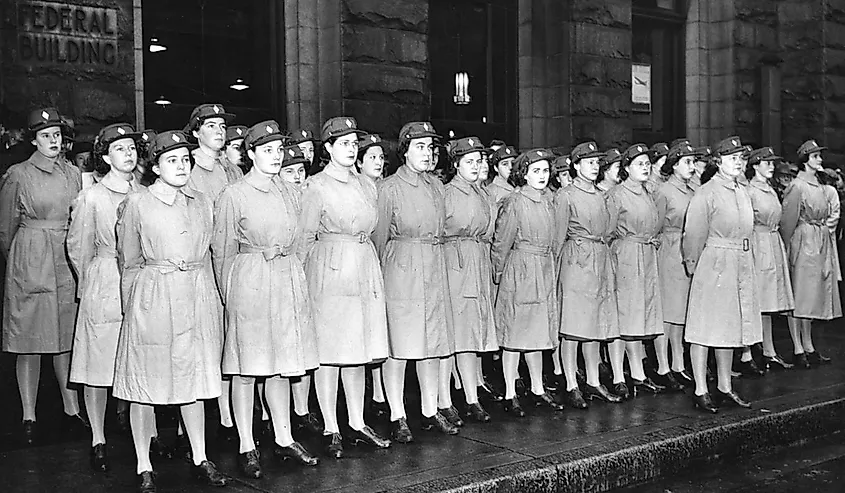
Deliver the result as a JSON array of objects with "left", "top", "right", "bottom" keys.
[{"left": 0, "top": 316, "right": 843, "bottom": 492}]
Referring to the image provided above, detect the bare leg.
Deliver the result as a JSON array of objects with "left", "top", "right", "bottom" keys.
[
  {"left": 502, "top": 351, "right": 520, "bottom": 399},
  {"left": 625, "top": 341, "right": 647, "bottom": 381},
  {"left": 437, "top": 357, "right": 453, "bottom": 409},
  {"left": 787, "top": 315, "right": 804, "bottom": 354},
  {"left": 17, "top": 354, "right": 40, "bottom": 422},
  {"left": 264, "top": 377, "right": 293, "bottom": 446},
  {"left": 314, "top": 366, "right": 340, "bottom": 434},
  {"left": 800, "top": 319, "right": 816, "bottom": 353},
  {"left": 715, "top": 348, "right": 734, "bottom": 393},
  {"left": 52, "top": 352, "right": 80, "bottom": 415},
  {"left": 231, "top": 376, "right": 256, "bottom": 453},
  {"left": 218, "top": 379, "right": 233, "bottom": 427},
  {"left": 84, "top": 386, "right": 109, "bottom": 446},
  {"left": 740, "top": 346, "right": 753, "bottom": 363},
  {"left": 383, "top": 358, "right": 407, "bottom": 421},
  {"left": 341, "top": 367, "right": 366, "bottom": 430},
  {"left": 609, "top": 339, "right": 626, "bottom": 384},
  {"left": 655, "top": 329, "right": 671, "bottom": 374},
  {"left": 292, "top": 374, "right": 311, "bottom": 416},
  {"left": 761, "top": 315, "right": 777, "bottom": 357},
  {"left": 257, "top": 381, "right": 270, "bottom": 421},
  {"left": 524, "top": 351, "right": 545, "bottom": 395},
  {"left": 180, "top": 401, "right": 208, "bottom": 465},
  {"left": 552, "top": 340, "right": 564, "bottom": 377},
  {"left": 667, "top": 323, "right": 686, "bottom": 372},
  {"left": 455, "top": 353, "right": 479, "bottom": 404},
  {"left": 372, "top": 367, "right": 386, "bottom": 403},
  {"left": 130, "top": 403, "right": 155, "bottom": 474},
  {"left": 416, "top": 359, "right": 439, "bottom": 418},
  {"left": 582, "top": 342, "right": 601, "bottom": 387},
  {"left": 690, "top": 344, "right": 709, "bottom": 396},
  {"left": 562, "top": 340, "right": 580, "bottom": 390}
]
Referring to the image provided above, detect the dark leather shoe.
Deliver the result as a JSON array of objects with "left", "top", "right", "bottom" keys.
[
  {"left": 369, "top": 400, "right": 390, "bottom": 420},
  {"left": 237, "top": 449, "right": 262, "bottom": 479},
  {"left": 347, "top": 425, "right": 391, "bottom": 448},
  {"left": 274, "top": 441, "right": 319, "bottom": 466},
  {"left": 438, "top": 406, "right": 464, "bottom": 427},
  {"left": 691, "top": 393, "right": 718, "bottom": 414},
  {"left": 543, "top": 374, "right": 561, "bottom": 392},
  {"left": 632, "top": 377, "right": 664, "bottom": 396},
  {"left": 652, "top": 371, "right": 685, "bottom": 392},
  {"left": 217, "top": 424, "right": 237, "bottom": 443},
  {"left": 21, "top": 420, "right": 36, "bottom": 445},
  {"left": 585, "top": 384, "right": 623, "bottom": 403},
  {"left": 174, "top": 434, "right": 192, "bottom": 462},
  {"left": 259, "top": 419, "right": 274, "bottom": 443},
  {"left": 762, "top": 355, "right": 794, "bottom": 371},
  {"left": 713, "top": 389, "right": 752, "bottom": 409},
  {"left": 515, "top": 378, "right": 527, "bottom": 396},
  {"left": 503, "top": 397, "right": 526, "bottom": 417},
  {"left": 117, "top": 409, "right": 130, "bottom": 435},
  {"left": 807, "top": 351, "right": 832, "bottom": 365},
  {"left": 294, "top": 412, "right": 325, "bottom": 436},
  {"left": 793, "top": 353, "right": 812, "bottom": 370},
  {"left": 322, "top": 432, "right": 344, "bottom": 459},
  {"left": 390, "top": 418, "right": 414, "bottom": 443},
  {"left": 738, "top": 359, "right": 765, "bottom": 378},
  {"left": 421, "top": 412, "right": 459, "bottom": 435},
  {"left": 612, "top": 382, "right": 631, "bottom": 401},
  {"left": 90, "top": 443, "right": 110, "bottom": 472},
  {"left": 191, "top": 460, "right": 230, "bottom": 487},
  {"left": 527, "top": 391, "right": 564, "bottom": 411},
  {"left": 137, "top": 471, "right": 156, "bottom": 493},
  {"left": 478, "top": 380, "right": 504, "bottom": 402},
  {"left": 672, "top": 369, "right": 694, "bottom": 386},
  {"left": 562, "top": 388, "right": 589, "bottom": 409},
  {"left": 150, "top": 436, "right": 175, "bottom": 461},
  {"left": 465, "top": 402, "right": 492, "bottom": 423}
]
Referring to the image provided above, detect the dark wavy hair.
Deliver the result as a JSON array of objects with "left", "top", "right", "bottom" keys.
[
  {"left": 619, "top": 152, "right": 649, "bottom": 182},
  {"left": 796, "top": 152, "right": 810, "bottom": 171},
  {"left": 596, "top": 157, "right": 615, "bottom": 182},
  {"left": 661, "top": 152, "right": 684, "bottom": 178},
  {"left": 91, "top": 136, "right": 140, "bottom": 176},
  {"left": 509, "top": 155, "right": 550, "bottom": 188},
  {"left": 700, "top": 161, "right": 720, "bottom": 185}
]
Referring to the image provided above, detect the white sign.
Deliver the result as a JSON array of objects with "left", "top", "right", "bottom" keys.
[{"left": 632, "top": 64, "right": 651, "bottom": 106}]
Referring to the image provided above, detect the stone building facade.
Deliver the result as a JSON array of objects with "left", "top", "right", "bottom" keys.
[{"left": 1, "top": 0, "right": 844, "bottom": 164}]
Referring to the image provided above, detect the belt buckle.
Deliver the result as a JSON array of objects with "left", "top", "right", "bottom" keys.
[
  {"left": 433, "top": 236, "right": 443, "bottom": 245},
  {"left": 176, "top": 259, "right": 189, "bottom": 271},
  {"left": 357, "top": 232, "right": 368, "bottom": 243},
  {"left": 743, "top": 238, "right": 750, "bottom": 252}
]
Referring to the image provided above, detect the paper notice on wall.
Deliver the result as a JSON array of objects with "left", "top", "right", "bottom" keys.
[{"left": 632, "top": 64, "right": 651, "bottom": 105}]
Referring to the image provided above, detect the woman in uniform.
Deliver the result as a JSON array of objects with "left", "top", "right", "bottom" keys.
[
  {"left": 442, "top": 137, "right": 499, "bottom": 423},
  {"left": 0, "top": 108, "right": 85, "bottom": 445},
  {"left": 357, "top": 133, "right": 385, "bottom": 182},
  {"left": 223, "top": 125, "right": 247, "bottom": 174},
  {"left": 491, "top": 148, "right": 563, "bottom": 417},
  {"left": 683, "top": 136, "right": 762, "bottom": 413},
  {"left": 653, "top": 142, "right": 697, "bottom": 390},
  {"left": 114, "top": 130, "right": 229, "bottom": 491},
  {"left": 300, "top": 117, "right": 392, "bottom": 458},
  {"left": 67, "top": 123, "right": 141, "bottom": 472},
  {"left": 596, "top": 149, "right": 622, "bottom": 193},
  {"left": 645, "top": 143, "right": 669, "bottom": 194},
  {"left": 373, "top": 121, "right": 458, "bottom": 441},
  {"left": 289, "top": 129, "right": 319, "bottom": 176},
  {"left": 741, "top": 147, "right": 795, "bottom": 373},
  {"left": 213, "top": 121, "right": 320, "bottom": 478},
  {"left": 487, "top": 145, "right": 517, "bottom": 207},
  {"left": 607, "top": 144, "right": 665, "bottom": 398},
  {"left": 551, "top": 155, "right": 572, "bottom": 191},
  {"left": 781, "top": 140, "right": 842, "bottom": 368},
  {"left": 555, "top": 142, "right": 622, "bottom": 408}
]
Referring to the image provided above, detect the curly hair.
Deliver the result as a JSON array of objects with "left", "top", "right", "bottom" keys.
[
  {"left": 91, "top": 136, "right": 139, "bottom": 176},
  {"left": 508, "top": 154, "right": 550, "bottom": 188},
  {"left": 796, "top": 152, "right": 810, "bottom": 171},
  {"left": 700, "top": 161, "right": 720, "bottom": 185},
  {"left": 661, "top": 152, "right": 682, "bottom": 178},
  {"left": 596, "top": 158, "right": 615, "bottom": 182}
]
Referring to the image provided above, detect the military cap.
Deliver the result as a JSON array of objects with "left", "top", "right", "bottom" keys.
[
  {"left": 244, "top": 120, "right": 285, "bottom": 150},
  {"left": 603, "top": 148, "right": 623, "bottom": 164},
  {"left": 149, "top": 130, "right": 196, "bottom": 161},
  {"left": 648, "top": 142, "right": 670, "bottom": 162},
  {"left": 449, "top": 136, "right": 485, "bottom": 160},
  {"left": 187, "top": 103, "right": 236, "bottom": 130},
  {"left": 516, "top": 148, "right": 553, "bottom": 168},
  {"left": 97, "top": 123, "right": 141, "bottom": 147},
  {"left": 714, "top": 136, "right": 744, "bottom": 156},
  {"left": 552, "top": 155, "right": 572, "bottom": 173},
  {"left": 398, "top": 121, "right": 441, "bottom": 143},
  {"left": 570, "top": 141, "right": 604, "bottom": 162},
  {"left": 748, "top": 147, "right": 778, "bottom": 165},
  {"left": 140, "top": 129, "right": 157, "bottom": 145},
  {"left": 28, "top": 107, "right": 64, "bottom": 133},
  {"left": 491, "top": 145, "right": 517, "bottom": 165},
  {"left": 282, "top": 144, "right": 309, "bottom": 168},
  {"left": 623, "top": 143, "right": 650, "bottom": 163},
  {"left": 289, "top": 128, "right": 316, "bottom": 144},
  {"left": 226, "top": 125, "right": 248, "bottom": 144},
  {"left": 797, "top": 139, "right": 827, "bottom": 157},
  {"left": 694, "top": 146, "right": 712, "bottom": 159},
  {"left": 670, "top": 138, "right": 691, "bottom": 149},
  {"left": 359, "top": 133, "right": 385, "bottom": 152},
  {"left": 321, "top": 117, "right": 365, "bottom": 142},
  {"left": 668, "top": 142, "right": 696, "bottom": 162}
]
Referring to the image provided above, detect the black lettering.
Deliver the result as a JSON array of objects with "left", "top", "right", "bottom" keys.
[
  {"left": 60, "top": 8, "right": 71, "bottom": 32},
  {"left": 103, "top": 11, "right": 115, "bottom": 35},
  {"left": 88, "top": 10, "right": 100, "bottom": 33},
  {"left": 102, "top": 42, "right": 115, "bottom": 65},
  {"left": 45, "top": 6, "right": 59, "bottom": 30},
  {"left": 18, "top": 4, "right": 31, "bottom": 29},
  {"left": 19, "top": 34, "right": 33, "bottom": 60},
  {"left": 32, "top": 5, "right": 44, "bottom": 28},
  {"left": 67, "top": 39, "right": 79, "bottom": 62},
  {"left": 87, "top": 41, "right": 99, "bottom": 63},
  {"left": 74, "top": 9, "right": 86, "bottom": 33}
]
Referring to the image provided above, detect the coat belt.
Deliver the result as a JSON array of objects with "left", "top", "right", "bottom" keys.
[
  {"left": 705, "top": 237, "right": 751, "bottom": 252},
  {"left": 19, "top": 219, "right": 68, "bottom": 231},
  {"left": 514, "top": 241, "right": 552, "bottom": 256},
  {"left": 391, "top": 235, "right": 444, "bottom": 245},
  {"left": 317, "top": 232, "right": 371, "bottom": 244},
  {"left": 238, "top": 243, "right": 293, "bottom": 261}
]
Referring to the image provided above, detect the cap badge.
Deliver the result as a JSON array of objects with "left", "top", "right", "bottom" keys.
[
  {"left": 301, "top": 130, "right": 307, "bottom": 137},
  {"left": 371, "top": 135, "right": 377, "bottom": 142},
  {"left": 172, "top": 134, "right": 181, "bottom": 142},
  {"left": 117, "top": 127, "right": 126, "bottom": 135},
  {"left": 142, "top": 134, "right": 149, "bottom": 141},
  {"left": 41, "top": 110, "right": 50, "bottom": 120},
  {"left": 265, "top": 125, "right": 273, "bottom": 134},
  {"left": 212, "top": 105, "right": 221, "bottom": 114},
  {"left": 345, "top": 119, "right": 353, "bottom": 128},
  {"left": 288, "top": 149, "right": 295, "bottom": 157},
  {"left": 732, "top": 139, "right": 738, "bottom": 146},
  {"left": 236, "top": 128, "right": 243, "bottom": 136},
  {"left": 588, "top": 143, "right": 595, "bottom": 150},
  {"left": 506, "top": 148, "right": 511, "bottom": 154},
  {"left": 423, "top": 123, "right": 430, "bottom": 131},
  {"left": 468, "top": 139, "right": 474, "bottom": 146}
]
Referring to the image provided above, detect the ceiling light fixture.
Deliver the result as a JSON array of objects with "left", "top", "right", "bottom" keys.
[
  {"left": 154, "top": 95, "right": 171, "bottom": 106},
  {"left": 229, "top": 79, "right": 250, "bottom": 91},
  {"left": 149, "top": 37, "right": 167, "bottom": 53}
]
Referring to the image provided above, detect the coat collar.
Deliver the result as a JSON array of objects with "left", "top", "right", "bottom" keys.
[
  {"left": 714, "top": 171, "right": 739, "bottom": 190},
  {"left": 750, "top": 177, "right": 775, "bottom": 194},
  {"left": 668, "top": 174, "right": 692, "bottom": 194},
  {"left": 520, "top": 185, "right": 545, "bottom": 203},
  {"left": 573, "top": 176, "right": 596, "bottom": 193},
  {"left": 450, "top": 174, "right": 475, "bottom": 195},
  {"left": 192, "top": 147, "right": 220, "bottom": 172},
  {"left": 100, "top": 172, "right": 136, "bottom": 194},
  {"left": 244, "top": 170, "right": 272, "bottom": 192},
  {"left": 491, "top": 175, "right": 514, "bottom": 191},
  {"left": 798, "top": 172, "right": 820, "bottom": 187},
  {"left": 622, "top": 178, "right": 645, "bottom": 194},
  {"left": 29, "top": 151, "right": 58, "bottom": 173},
  {"left": 149, "top": 180, "right": 195, "bottom": 205},
  {"left": 324, "top": 162, "right": 352, "bottom": 183},
  {"left": 396, "top": 165, "right": 422, "bottom": 187}
]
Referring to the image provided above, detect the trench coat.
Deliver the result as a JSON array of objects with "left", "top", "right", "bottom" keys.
[
  {"left": 554, "top": 178, "right": 618, "bottom": 341},
  {"left": 780, "top": 174, "right": 842, "bottom": 320},
  {"left": 299, "top": 164, "right": 389, "bottom": 366},
  {"left": 112, "top": 182, "right": 223, "bottom": 404},
  {"left": 747, "top": 178, "right": 795, "bottom": 313},
  {"left": 683, "top": 172, "right": 762, "bottom": 347},
  {"left": 487, "top": 175, "right": 514, "bottom": 210},
  {"left": 0, "top": 152, "right": 80, "bottom": 353},
  {"left": 212, "top": 174, "right": 318, "bottom": 376},
  {"left": 67, "top": 173, "right": 138, "bottom": 386},
  {"left": 373, "top": 165, "right": 454, "bottom": 359},
  {"left": 654, "top": 175, "right": 694, "bottom": 325},
  {"left": 491, "top": 186, "right": 558, "bottom": 351},
  {"left": 188, "top": 148, "right": 243, "bottom": 202},
  {"left": 443, "top": 175, "right": 498, "bottom": 353},
  {"left": 823, "top": 184, "right": 842, "bottom": 282},
  {"left": 607, "top": 180, "right": 664, "bottom": 338}
]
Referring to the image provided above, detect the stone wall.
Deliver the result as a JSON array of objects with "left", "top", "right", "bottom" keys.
[{"left": 0, "top": 0, "right": 136, "bottom": 137}]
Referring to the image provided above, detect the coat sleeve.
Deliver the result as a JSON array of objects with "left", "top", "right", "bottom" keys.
[
  {"left": 681, "top": 189, "right": 710, "bottom": 275},
  {"left": 826, "top": 186, "right": 840, "bottom": 234},
  {"left": 491, "top": 194, "right": 518, "bottom": 284},
  {"left": 116, "top": 194, "right": 143, "bottom": 313},
  {"left": 211, "top": 187, "right": 239, "bottom": 301},
  {"left": 372, "top": 181, "right": 394, "bottom": 259},
  {"left": 66, "top": 189, "right": 96, "bottom": 297},
  {"left": 605, "top": 190, "right": 621, "bottom": 242},
  {"left": 654, "top": 187, "right": 670, "bottom": 231},
  {"left": 553, "top": 190, "right": 571, "bottom": 258},
  {"left": 296, "top": 179, "right": 321, "bottom": 262},
  {"left": 0, "top": 168, "right": 22, "bottom": 258},
  {"left": 779, "top": 182, "right": 800, "bottom": 245}
]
